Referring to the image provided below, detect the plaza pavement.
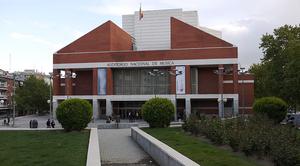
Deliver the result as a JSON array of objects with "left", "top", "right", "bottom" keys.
[
  {"left": 98, "top": 128, "right": 157, "bottom": 166},
  {"left": 0, "top": 114, "right": 62, "bottom": 128}
]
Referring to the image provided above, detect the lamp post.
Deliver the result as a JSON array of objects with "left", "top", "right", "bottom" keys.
[
  {"left": 12, "top": 73, "right": 16, "bottom": 127},
  {"left": 168, "top": 69, "right": 183, "bottom": 121},
  {"left": 148, "top": 69, "right": 164, "bottom": 98},
  {"left": 48, "top": 73, "right": 53, "bottom": 120},
  {"left": 239, "top": 67, "right": 247, "bottom": 116},
  {"left": 214, "top": 68, "right": 231, "bottom": 118},
  {"left": 61, "top": 70, "right": 76, "bottom": 99}
]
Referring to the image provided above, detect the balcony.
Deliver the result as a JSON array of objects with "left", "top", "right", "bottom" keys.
[
  {"left": 0, "top": 94, "right": 7, "bottom": 99},
  {"left": 0, "top": 83, "right": 8, "bottom": 90},
  {"left": 0, "top": 104, "right": 9, "bottom": 110}
]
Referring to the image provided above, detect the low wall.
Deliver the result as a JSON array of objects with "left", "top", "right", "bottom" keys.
[
  {"left": 97, "top": 122, "right": 138, "bottom": 129},
  {"left": 131, "top": 127, "right": 200, "bottom": 166},
  {"left": 86, "top": 128, "right": 101, "bottom": 166}
]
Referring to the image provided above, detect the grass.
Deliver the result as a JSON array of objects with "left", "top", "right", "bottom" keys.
[
  {"left": 0, "top": 130, "right": 90, "bottom": 166},
  {"left": 143, "top": 127, "right": 261, "bottom": 166}
]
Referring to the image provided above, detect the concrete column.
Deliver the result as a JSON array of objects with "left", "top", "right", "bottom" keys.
[
  {"left": 218, "top": 65, "right": 224, "bottom": 118},
  {"left": 185, "top": 98, "right": 191, "bottom": 118},
  {"left": 233, "top": 99, "right": 239, "bottom": 116},
  {"left": 52, "top": 99, "right": 58, "bottom": 119},
  {"left": 171, "top": 99, "right": 177, "bottom": 121},
  {"left": 92, "top": 99, "right": 99, "bottom": 121},
  {"left": 106, "top": 99, "right": 112, "bottom": 116}
]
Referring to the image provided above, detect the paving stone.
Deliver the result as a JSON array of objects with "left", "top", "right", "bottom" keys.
[{"left": 98, "top": 129, "right": 157, "bottom": 165}]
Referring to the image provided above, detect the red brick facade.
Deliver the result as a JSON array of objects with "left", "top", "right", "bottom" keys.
[{"left": 52, "top": 17, "right": 255, "bottom": 118}]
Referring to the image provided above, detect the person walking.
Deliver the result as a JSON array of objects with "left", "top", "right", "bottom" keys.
[
  {"left": 51, "top": 120, "right": 55, "bottom": 128},
  {"left": 46, "top": 119, "right": 51, "bottom": 128}
]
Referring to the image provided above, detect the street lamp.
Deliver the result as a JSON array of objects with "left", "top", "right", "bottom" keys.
[
  {"left": 148, "top": 69, "right": 164, "bottom": 98},
  {"left": 12, "top": 74, "right": 15, "bottom": 127},
  {"left": 238, "top": 67, "right": 247, "bottom": 116},
  {"left": 60, "top": 70, "right": 76, "bottom": 99},
  {"left": 214, "top": 67, "right": 231, "bottom": 118},
  {"left": 168, "top": 69, "right": 183, "bottom": 121}
]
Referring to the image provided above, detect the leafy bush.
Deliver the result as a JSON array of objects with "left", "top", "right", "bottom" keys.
[
  {"left": 253, "top": 97, "right": 288, "bottom": 123},
  {"left": 182, "top": 115, "right": 200, "bottom": 135},
  {"left": 182, "top": 115, "right": 300, "bottom": 165},
  {"left": 56, "top": 98, "right": 92, "bottom": 131},
  {"left": 224, "top": 118, "right": 245, "bottom": 152},
  {"left": 239, "top": 115, "right": 273, "bottom": 157},
  {"left": 205, "top": 119, "right": 227, "bottom": 145},
  {"left": 141, "top": 98, "right": 175, "bottom": 128},
  {"left": 270, "top": 126, "right": 300, "bottom": 166}
]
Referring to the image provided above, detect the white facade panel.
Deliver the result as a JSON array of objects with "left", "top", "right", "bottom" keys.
[{"left": 122, "top": 8, "right": 222, "bottom": 51}]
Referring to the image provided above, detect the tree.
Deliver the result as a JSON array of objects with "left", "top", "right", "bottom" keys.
[
  {"left": 15, "top": 76, "right": 50, "bottom": 115},
  {"left": 250, "top": 24, "right": 300, "bottom": 108}
]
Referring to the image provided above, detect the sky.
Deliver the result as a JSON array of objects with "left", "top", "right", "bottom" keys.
[{"left": 0, "top": 0, "right": 299, "bottom": 73}]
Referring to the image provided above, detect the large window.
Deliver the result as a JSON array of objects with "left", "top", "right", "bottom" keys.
[{"left": 113, "top": 68, "right": 170, "bottom": 95}]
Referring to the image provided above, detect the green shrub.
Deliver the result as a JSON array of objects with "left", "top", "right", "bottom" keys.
[
  {"left": 270, "top": 126, "right": 300, "bottom": 166},
  {"left": 205, "top": 119, "right": 227, "bottom": 145},
  {"left": 141, "top": 97, "right": 175, "bottom": 128},
  {"left": 224, "top": 118, "right": 246, "bottom": 152},
  {"left": 253, "top": 97, "right": 288, "bottom": 123},
  {"left": 56, "top": 98, "right": 92, "bottom": 131},
  {"left": 239, "top": 115, "right": 273, "bottom": 157},
  {"left": 182, "top": 115, "right": 200, "bottom": 135}
]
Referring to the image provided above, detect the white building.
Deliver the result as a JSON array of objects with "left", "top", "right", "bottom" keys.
[{"left": 122, "top": 8, "right": 222, "bottom": 51}]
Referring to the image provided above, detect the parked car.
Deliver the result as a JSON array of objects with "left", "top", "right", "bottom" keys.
[{"left": 282, "top": 113, "right": 300, "bottom": 127}]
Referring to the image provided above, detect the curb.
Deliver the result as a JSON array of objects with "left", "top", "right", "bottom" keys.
[{"left": 86, "top": 128, "right": 101, "bottom": 166}]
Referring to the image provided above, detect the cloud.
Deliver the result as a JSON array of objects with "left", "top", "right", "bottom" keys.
[
  {"left": 212, "top": 23, "right": 248, "bottom": 34},
  {"left": 85, "top": 0, "right": 141, "bottom": 16},
  {"left": 10, "top": 32, "right": 60, "bottom": 49},
  {"left": 72, "top": 30, "right": 84, "bottom": 39}
]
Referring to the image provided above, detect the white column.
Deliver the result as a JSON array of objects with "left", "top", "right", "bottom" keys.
[
  {"left": 171, "top": 99, "right": 177, "bottom": 121},
  {"left": 106, "top": 99, "right": 112, "bottom": 116},
  {"left": 185, "top": 98, "right": 191, "bottom": 118},
  {"left": 233, "top": 99, "right": 239, "bottom": 116},
  {"left": 52, "top": 99, "right": 58, "bottom": 119},
  {"left": 92, "top": 99, "right": 99, "bottom": 121}
]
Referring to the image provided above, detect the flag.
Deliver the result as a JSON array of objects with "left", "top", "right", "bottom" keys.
[{"left": 139, "top": 3, "right": 143, "bottom": 20}]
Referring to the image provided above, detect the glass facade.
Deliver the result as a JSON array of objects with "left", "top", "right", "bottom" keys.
[{"left": 113, "top": 68, "right": 170, "bottom": 95}]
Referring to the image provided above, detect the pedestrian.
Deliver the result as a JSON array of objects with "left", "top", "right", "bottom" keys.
[
  {"left": 51, "top": 120, "right": 55, "bottom": 128},
  {"left": 136, "top": 112, "right": 139, "bottom": 120},
  {"left": 46, "top": 119, "right": 51, "bottom": 128},
  {"left": 29, "top": 120, "right": 32, "bottom": 128},
  {"left": 3, "top": 119, "right": 6, "bottom": 126},
  {"left": 128, "top": 112, "right": 132, "bottom": 122}
]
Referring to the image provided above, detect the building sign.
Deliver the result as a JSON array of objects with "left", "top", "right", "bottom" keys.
[
  {"left": 98, "top": 68, "right": 107, "bottom": 95},
  {"left": 176, "top": 66, "right": 185, "bottom": 94},
  {"left": 107, "top": 60, "right": 174, "bottom": 67}
]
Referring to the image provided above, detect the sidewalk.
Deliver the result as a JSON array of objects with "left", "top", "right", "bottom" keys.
[{"left": 98, "top": 128, "right": 157, "bottom": 165}]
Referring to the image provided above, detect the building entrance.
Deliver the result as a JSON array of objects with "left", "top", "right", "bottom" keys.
[{"left": 112, "top": 101, "right": 145, "bottom": 119}]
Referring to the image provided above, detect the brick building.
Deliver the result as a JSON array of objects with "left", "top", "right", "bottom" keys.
[{"left": 52, "top": 9, "right": 254, "bottom": 120}]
